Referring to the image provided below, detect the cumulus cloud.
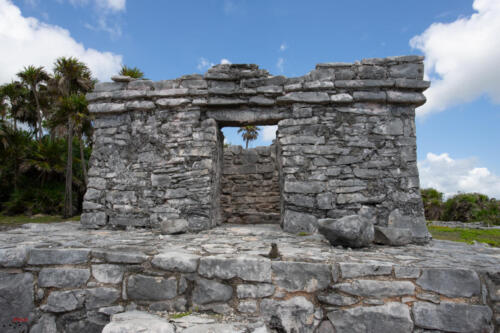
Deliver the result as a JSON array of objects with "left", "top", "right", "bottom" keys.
[
  {"left": 418, "top": 152, "right": 500, "bottom": 198},
  {"left": 261, "top": 125, "right": 277, "bottom": 142},
  {"left": 0, "top": 0, "right": 122, "bottom": 83},
  {"left": 410, "top": 0, "right": 500, "bottom": 117},
  {"left": 197, "top": 57, "right": 231, "bottom": 71}
]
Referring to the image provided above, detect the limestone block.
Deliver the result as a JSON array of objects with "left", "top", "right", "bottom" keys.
[
  {"left": 412, "top": 302, "right": 492, "bottom": 332},
  {"left": 277, "top": 91, "right": 330, "bottom": 103},
  {"left": 86, "top": 287, "right": 120, "bottom": 309},
  {"left": 387, "top": 91, "right": 426, "bottom": 105},
  {"left": 192, "top": 278, "right": 233, "bottom": 305},
  {"left": 42, "top": 289, "right": 86, "bottom": 312},
  {"left": 198, "top": 254, "right": 272, "bottom": 282},
  {"left": 152, "top": 251, "right": 200, "bottom": 272},
  {"left": 327, "top": 303, "right": 413, "bottom": 333},
  {"left": 92, "top": 264, "right": 124, "bottom": 284},
  {"left": 332, "top": 280, "right": 415, "bottom": 297},
  {"left": 318, "top": 215, "right": 374, "bottom": 248},
  {"left": 236, "top": 283, "right": 275, "bottom": 298},
  {"left": 271, "top": 261, "right": 331, "bottom": 292},
  {"left": 260, "top": 297, "right": 316, "bottom": 333},
  {"left": 0, "top": 272, "right": 34, "bottom": 330},
  {"left": 38, "top": 268, "right": 90, "bottom": 288},
  {"left": 28, "top": 248, "right": 90, "bottom": 265},
  {"left": 416, "top": 268, "right": 480, "bottom": 297},
  {"left": 0, "top": 247, "right": 28, "bottom": 267},
  {"left": 103, "top": 311, "right": 175, "bottom": 333},
  {"left": 283, "top": 210, "right": 318, "bottom": 233},
  {"left": 338, "top": 262, "right": 392, "bottom": 278},
  {"left": 353, "top": 91, "right": 386, "bottom": 102},
  {"left": 374, "top": 226, "right": 412, "bottom": 246},
  {"left": 330, "top": 93, "right": 353, "bottom": 103},
  {"left": 127, "top": 275, "right": 177, "bottom": 301},
  {"left": 318, "top": 293, "right": 358, "bottom": 306}
]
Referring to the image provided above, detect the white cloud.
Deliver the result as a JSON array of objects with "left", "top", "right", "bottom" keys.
[
  {"left": 277, "top": 57, "right": 284, "bottom": 73},
  {"left": 0, "top": 0, "right": 122, "bottom": 83},
  {"left": 280, "top": 42, "right": 287, "bottom": 51},
  {"left": 68, "top": 0, "right": 125, "bottom": 12},
  {"left": 197, "top": 58, "right": 231, "bottom": 71},
  {"left": 262, "top": 125, "right": 277, "bottom": 142},
  {"left": 418, "top": 152, "right": 500, "bottom": 198},
  {"left": 410, "top": 0, "right": 500, "bottom": 117}
]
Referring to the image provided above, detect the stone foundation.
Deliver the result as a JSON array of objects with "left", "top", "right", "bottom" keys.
[
  {"left": 221, "top": 144, "right": 280, "bottom": 224},
  {"left": 82, "top": 55, "right": 431, "bottom": 243},
  {"left": 0, "top": 222, "right": 498, "bottom": 332}
]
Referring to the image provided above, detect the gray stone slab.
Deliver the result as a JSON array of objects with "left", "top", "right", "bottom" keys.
[
  {"left": 192, "top": 278, "right": 233, "bottom": 305},
  {"left": 236, "top": 283, "right": 275, "bottom": 298},
  {"left": 198, "top": 254, "right": 271, "bottom": 282},
  {"left": 152, "top": 251, "right": 200, "bottom": 272},
  {"left": 0, "top": 272, "right": 34, "bottom": 331},
  {"left": 332, "top": 280, "right": 415, "bottom": 297},
  {"left": 42, "top": 289, "right": 86, "bottom": 312},
  {"left": 38, "top": 268, "right": 90, "bottom": 288},
  {"left": 127, "top": 275, "right": 177, "bottom": 301},
  {"left": 86, "top": 287, "right": 120, "bottom": 309},
  {"left": 28, "top": 248, "right": 90, "bottom": 265},
  {"left": 412, "top": 302, "right": 492, "bottom": 333},
  {"left": 271, "top": 261, "right": 331, "bottom": 292},
  {"left": 0, "top": 247, "right": 28, "bottom": 267},
  {"left": 327, "top": 303, "right": 413, "bottom": 333},
  {"left": 92, "top": 264, "right": 124, "bottom": 284},
  {"left": 416, "top": 268, "right": 480, "bottom": 297}
]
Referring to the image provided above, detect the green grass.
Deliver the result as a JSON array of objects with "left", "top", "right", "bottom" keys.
[
  {"left": 169, "top": 311, "right": 192, "bottom": 319},
  {"left": 297, "top": 232, "right": 310, "bottom": 236},
  {"left": 428, "top": 225, "right": 500, "bottom": 247},
  {"left": 0, "top": 214, "right": 80, "bottom": 227}
]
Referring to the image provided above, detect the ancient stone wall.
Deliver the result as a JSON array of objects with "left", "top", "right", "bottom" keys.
[
  {"left": 1, "top": 223, "right": 498, "bottom": 332},
  {"left": 221, "top": 144, "right": 280, "bottom": 224},
  {"left": 82, "top": 55, "right": 431, "bottom": 243}
]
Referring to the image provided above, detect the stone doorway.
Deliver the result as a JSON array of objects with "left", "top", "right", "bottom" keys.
[{"left": 219, "top": 125, "right": 281, "bottom": 225}]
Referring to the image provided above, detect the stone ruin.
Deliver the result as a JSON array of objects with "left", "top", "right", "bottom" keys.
[
  {"left": 82, "top": 55, "right": 431, "bottom": 246},
  {"left": 1, "top": 56, "right": 499, "bottom": 332}
]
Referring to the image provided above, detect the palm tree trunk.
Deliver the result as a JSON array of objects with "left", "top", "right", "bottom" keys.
[
  {"left": 63, "top": 116, "right": 73, "bottom": 218},
  {"left": 245, "top": 140, "right": 249, "bottom": 149},
  {"left": 79, "top": 132, "right": 88, "bottom": 186},
  {"left": 33, "top": 88, "right": 43, "bottom": 141}
]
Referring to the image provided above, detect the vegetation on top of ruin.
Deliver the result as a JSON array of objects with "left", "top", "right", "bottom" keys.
[{"left": 119, "top": 65, "right": 145, "bottom": 79}]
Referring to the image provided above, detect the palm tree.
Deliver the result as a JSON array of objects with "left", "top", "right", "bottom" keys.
[
  {"left": 0, "top": 82, "right": 32, "bottom": 131},
  {"left": 51, "top": 57, "right": 94, "bottom": 218},
  {"left": 237, "top": 125, "right": 261, "bottom": 149},
  {"left": 17, "top": 66, "right": 50, "bottom": 141},
  {"left": 119, "top": 65, "right": 144, "bottom": 79}
]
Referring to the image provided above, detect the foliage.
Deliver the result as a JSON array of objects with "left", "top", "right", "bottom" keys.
[
  {"left": 0, "top": 57, "right": 94, "bottom": 218},
  {"left": 119, "top": 65, "right": 144, "bottom": 79},
  {"left": 237, "top": 125, "right": 261, "bottom": 149},
  {"left": 421, "top": 188, "right": 500, "bottom": 225},
  {"left": 428, "top": 226, "right": 500, "bottom": 247}
]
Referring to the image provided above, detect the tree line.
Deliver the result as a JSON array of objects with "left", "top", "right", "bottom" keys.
[
  {"left": 0, "top": 60, "right": 143, "bottom": 218},
  {"left": 421, "top": 188, "right": 500, "bottom": 225}
]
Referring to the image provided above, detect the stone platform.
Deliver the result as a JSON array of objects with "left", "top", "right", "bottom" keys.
[{"left": 0, "top": 222, "right": 499, "bottom": 332}]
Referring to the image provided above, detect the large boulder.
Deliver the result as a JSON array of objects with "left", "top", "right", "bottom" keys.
[{"left": 318, "top": 214, "right": 374, "bottom": 248}]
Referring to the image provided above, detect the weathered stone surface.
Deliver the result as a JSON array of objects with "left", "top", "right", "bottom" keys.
[
  {"left": 283, "top": 210, "right": 318, "bottom": 233},
  {"left": 387, "top": 91, "right": 426, "bottom": 105},
  {"left": 199, "top": 254, "right": 271, "bottom": 282},
  {"left": 192, "top": 278, "right": 233, "bottom": 305},
  {"left": 30, "top": 314, "right": 57, "bottom": 333},
  {"left": 260, "top": 297, "right": 316, "bottom": 333},
  {"left": 152, "top": 251, "right": 200, "bottom": 272},
  {"left": 271, "top": 261, "right": 331, "bottom": 292},
  {"left": 318, "top": 215, "right": 374, "bottom": 248},
  {"left": 339, "top": 262, "right": 393, "bottom": 278},
  {"left": 332, "top": 280, "right": 415, "bottom": 297},
  {"left": 86, "top": 287, "right": 120, "bottom": 309},
  {"left": 416, "top": 268, "right": 480, "bottom": 297},
  {"left": 101, "top": 251, "right": 148, "bottom": 263},
  {"left": 236, "top": 283, "right": 275, "bottom": 298},
  {"left": 28, "top": 248, "right": 89, "bottom": 265},
  {"left": 318, "top": 293, "right": 358, "bottom": 306},
  {"left": 238, "top": 300, "right": 257, "bottom": 313},
  {"left": 38, "top": 268, "right": 90, "bottom": 288},
  {"left": 103, "top": 311, "right": 175, "bottom": 333},
  {"left": 330, "top": 93, "right": 353, "bottom": 103},
  {"left": 374, "top": 226, "right": 412, "bottom": 246},
  {"left": 42, "top": 289, "right": 86, "bottom": 312},
  {"left": 92, "top": 264, "right": 124, "bottom": 284},
  {"left": 160, "top": 219, "right": 188, "bottom": 234},
  {"left": 127, "top": 275, "right": 177, "bottom": 301},
  {"left": 412, "top": 302, "right": 492, "bottom": 333},
  {"left": 0, "top": 272, "right": 34, "bottom": 331},
  {"left": 327, "top": 303, "right": 413, "bottom": 333},
  {"left": 0, "top": 247, "right": 28, "bottom": 267},
  {"left": 353, "top": 91, "right": 386, "bottom": 102},
  {"left": 277, "top": 91, "right": 330, "bottom": 103}
]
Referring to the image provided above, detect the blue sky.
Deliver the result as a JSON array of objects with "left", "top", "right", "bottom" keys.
[{"left": 2, "top": 0, "right": 499, "bottom": 197}]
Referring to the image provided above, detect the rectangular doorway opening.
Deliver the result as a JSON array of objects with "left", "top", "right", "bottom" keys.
[{"left": 219, "top": 125, "right": 281, "bottom": 225}]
